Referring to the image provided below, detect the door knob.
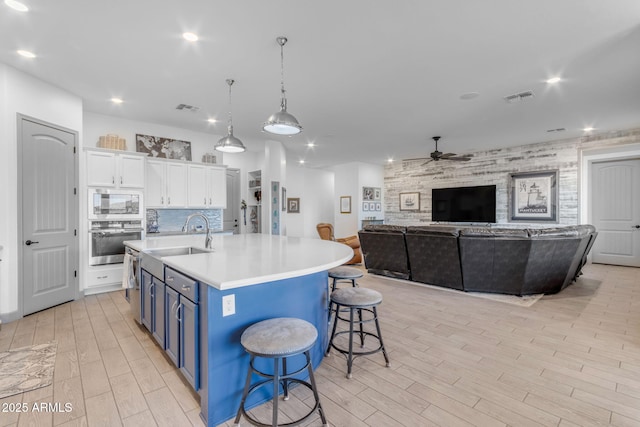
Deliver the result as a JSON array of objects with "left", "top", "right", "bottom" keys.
[
  {"left": 25, "top": 240, "right": 39, "bottom": 246},
  {"left": 633, "top": 225, "right": 640, "bottom": 229}
]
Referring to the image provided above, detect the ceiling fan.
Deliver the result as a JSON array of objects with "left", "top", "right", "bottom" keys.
[{"left": 404, "top": 136, "right": 472, "bottom": 164}]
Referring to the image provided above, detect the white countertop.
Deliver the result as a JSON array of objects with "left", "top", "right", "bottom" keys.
[{"left": 125, "top": 234, "right": 353, "bottom": 290}]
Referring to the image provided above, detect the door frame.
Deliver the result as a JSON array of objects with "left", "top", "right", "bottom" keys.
[{"left": 16, "top": 114, "right": 80, "bottom": 317}]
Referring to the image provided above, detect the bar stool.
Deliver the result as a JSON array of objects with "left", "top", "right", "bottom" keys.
[
  {"left": 234, "top": 317, "right": 327, "bottom": 427},
  {"left": 326, "top": 287, "right": 390, "bottom": 379},
  {"left": 328, "top": 266, "right": 363, "bottom": 291}
]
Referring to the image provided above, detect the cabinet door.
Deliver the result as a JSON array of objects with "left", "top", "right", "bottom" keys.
[
  {"left": 165, "top": 286, "right": 179, "bottom": 366},
  {"left": 152, "top": 280, "right": 165, "bottom": 348},
  {"left": 146, "top": 160, "right": 166, "bottom": 207},
  {"left": 207, "top": 167, "right": 227, "bottom": 208},
  {"left": 179, "top": 296, "right": 199, "bottom": 390},
  {"left": 166, "top": 162, "right": 188, "bottom": 207},
  {"left": 140, "top": 270, "right": 153, "bottom": 331},
  {"left": 187, "top": 164, "right": 208, "bottom": 208},
  {"left": 119, "top": 155, "right": 145, "bottom": 188},
  {"left": 87, "top": 151, "right": 116, "bottom": 187}
]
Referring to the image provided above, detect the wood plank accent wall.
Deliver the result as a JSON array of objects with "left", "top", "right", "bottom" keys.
[{"left": 384, "top": 129, "right": 640, "bottom": 226}]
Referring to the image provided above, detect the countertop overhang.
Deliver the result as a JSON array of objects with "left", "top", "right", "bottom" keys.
[{"left": 125, "top": 234, "right": 354, "bottom": 290}]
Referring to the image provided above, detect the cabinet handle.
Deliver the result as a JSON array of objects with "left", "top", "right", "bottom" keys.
[
  {"left": 166, "top": 276, "right": 174, "bottom": 282},
  {"left": 204, "top": 197, "right": 207, "bottom": 205},
  {"left": 112, "top": 176, "right": 115, "bottom": 184},
  {"left": 97, "top": 275, "right": 108, "bottom": 279},
  {"left": 150, "top": 282, "right": 155, "bottom": 297},
  {"left": 161, "top": 196, "right": 164, "bottom": 205},
  {"left": 121, "top": 176, "right": 123, "bottom": 185},
  {"left": 209, "top": 197, "right": 212, "bottom": 205},
  {"left": 171, "top": 300, "right": 178, "bottom": 315},
  {"left": 182, "top": 285, "right": 191, "bottom": 291},
  {"left": 175, "top": 303, "right": 182, "bottom": 322}
]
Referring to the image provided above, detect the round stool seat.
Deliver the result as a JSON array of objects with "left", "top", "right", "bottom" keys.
[
  {"left": 328, "top": 266, "right": 363, "bottom": 280},
  {"left": 331, "top": 287, "right": 382, "bottom": 307},
  {"left": 240, "top": 317, "right": 318, "bottom": 357}
]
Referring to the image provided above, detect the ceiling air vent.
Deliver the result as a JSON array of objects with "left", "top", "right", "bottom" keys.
[
  {"left": 546, "top": 128, "right": 566, "bottom": 133},
  {"left": 503, "top": 90, "right": 535, "bottom": 103},
  {"left": 175, "top": 104, "right": 200, "bottom": 112}
]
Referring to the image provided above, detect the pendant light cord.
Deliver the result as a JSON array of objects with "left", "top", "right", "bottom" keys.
[
  {"left": 227, "top": 79, "right": 234, "bottom": 133},
  {"left": 279, "top": 38, "right": 287, "bottom": 110}
]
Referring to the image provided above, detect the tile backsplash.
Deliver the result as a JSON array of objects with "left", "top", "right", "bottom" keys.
[{"left": 146, "top": 209, "right": 222, "bottom": 233}]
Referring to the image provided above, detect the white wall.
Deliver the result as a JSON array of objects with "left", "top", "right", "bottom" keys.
[
  {"left": 285, "top": 165, "right": 334, "bottom": 238},
  {"left": 333, "top": 163, "right": 360, "bottom": 237},
  {"left": 0, "top": 64, "right": 83, "bottom": 319},
  {"left": 357, "top": 162, "right": 385, "bottom": 224}
]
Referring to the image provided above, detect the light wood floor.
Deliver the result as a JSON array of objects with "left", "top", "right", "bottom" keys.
[{"left": 1, "top": 263, "right": 639, "bottom": 427}]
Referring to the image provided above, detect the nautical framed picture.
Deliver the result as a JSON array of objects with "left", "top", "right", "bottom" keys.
[
  {"left": 509, "top": 170, "right": 558, "bottom": 222},
  {"left": 399, "top": 192, "right": 420, "bottom": 211},
  {"left": 287, "top": 197, "right": 300, "bottom": 213},
  {"left": 340, "top": 196, "right": 351, "bottom": 214}
]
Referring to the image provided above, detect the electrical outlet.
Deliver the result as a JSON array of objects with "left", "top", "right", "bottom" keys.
[{"left": 222, "top": 294, "right": 235, "bottom": 317}]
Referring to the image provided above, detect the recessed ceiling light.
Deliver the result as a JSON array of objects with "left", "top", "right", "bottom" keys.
[
  {"left": 5, "top": 0, "right": 29, "bottom": 12},
  {"left": 17, "top": 49, "right": 36, "bottom": 58},
  {"left": 207, "top": 118, "right": 217, "bottom": 124},
  {"left": 111, "top": 97, "right": 124, "bottom": 104},
  {"left": 583, "top": 127, "right": 595, "bottom": 132},
  {"left": 387, "top": 158, "right": 394, "bottom": 163},
  {"left": 307, "top": 142, "right": 315, "bottom": 148},
  {"left": 546, "top": 77, "right": 562, "bottom": 84},
  {"left": 183, "top": 32, "right": 199, "bottom": 42},
  {"left": 299, "top": 160, "right": 305, "bottom": 164}
]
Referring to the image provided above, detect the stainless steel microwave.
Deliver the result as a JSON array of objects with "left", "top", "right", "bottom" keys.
[{"left": 88, "top": 189, "right": 143, "bottom": 220}]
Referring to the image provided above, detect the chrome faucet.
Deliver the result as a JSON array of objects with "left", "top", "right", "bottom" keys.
[{"left": 182, "top": 213, "right": 213, "bottom": 249}]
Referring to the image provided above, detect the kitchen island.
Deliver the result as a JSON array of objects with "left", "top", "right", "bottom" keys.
[{"left": 125, "top": 233, "right": 353, "bottom": 426}]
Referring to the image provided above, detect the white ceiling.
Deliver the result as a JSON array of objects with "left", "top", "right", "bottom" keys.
[{"left": 2, "top": 1, "right": 640, "bottom": 168}]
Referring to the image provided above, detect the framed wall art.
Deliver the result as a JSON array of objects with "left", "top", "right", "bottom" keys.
[
  {"left": 509, "top": 170, "right": 558, "bottom": 222},
  {"left": 340, "top": 196, "right": 351, "bottom": 214},
  {"left": 287, "top": 198, "right": 300, "bottom": 213},
  {"left": 363, "top": 202, "right": 369, "bottom": 211},
  {"left": 136, "top": 133, "right": 192, "bottom": 160},
  {"left": 399, "top": 192, "right": 420, "bottom": 211}
]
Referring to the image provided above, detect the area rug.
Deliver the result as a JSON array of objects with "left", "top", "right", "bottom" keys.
[
  {"left": 0, "top": 341, "right": 57, "bottom": 399},
  {"left": 365, "top": 273, "right": 544, "bottom": 307}
]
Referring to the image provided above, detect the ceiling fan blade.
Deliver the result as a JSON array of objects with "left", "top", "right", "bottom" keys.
[
  {"left": 440, "top": 153, "right": 457, "bottom": 158},
  {"left": 403, "top": 157, "right": 431, "bottom": 162},
  {"left": 443, "top": 156, "right": 471, "bottom": 161},
  {"left": 421, "top": 159, "right": 434, "bottom": 166}
]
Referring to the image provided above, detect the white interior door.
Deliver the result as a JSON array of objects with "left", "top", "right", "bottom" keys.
[
  {"left": 21, "top": 117, "right": 78, "bottom": 315},
  {"left": 591, "top": 159, "right": 640, "bottom": 267}
]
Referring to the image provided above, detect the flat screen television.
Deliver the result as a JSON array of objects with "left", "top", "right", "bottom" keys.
[{"left": 432, "top": 185, "right": 496, "bottom": 223}]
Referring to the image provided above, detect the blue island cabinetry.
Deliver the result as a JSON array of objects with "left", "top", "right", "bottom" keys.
[{"left": 197, "top": 270, "right": 328, "bottom": 426}]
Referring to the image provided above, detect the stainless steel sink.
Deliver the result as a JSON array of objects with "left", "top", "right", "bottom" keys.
[
  {"left": 141, "top": 246, "right": 212, "bottom": 280},
  {"left": 144, "top": 246, "right": 211, "bottom": 258}
]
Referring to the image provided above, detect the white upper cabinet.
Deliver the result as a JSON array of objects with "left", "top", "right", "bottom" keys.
[
  {"left": 207, "top": 166, "right": 227, "bottom": 208},
  {"left": 187, "top": 164, "right": 208, "bottom": 208},
  {"left": 86, "top": 149, "right": 145, "bottom": 188},
  {"left": 146, "top": 159, "right": 188, "bottom": 208},
  {"left": 188, "top": 164, "right": 227, "bottom": 208}
]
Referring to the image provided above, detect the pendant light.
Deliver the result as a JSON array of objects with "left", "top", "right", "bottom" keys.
[
  {"left": 215, "top": 79, "right": 246, "bottom": 153},
  {"left": 263, "top": 36, "right": 302, "bottom": 136}
]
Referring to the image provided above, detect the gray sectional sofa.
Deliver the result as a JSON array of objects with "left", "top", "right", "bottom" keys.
[{"left": 358, "top": 224, "right": 597, "bottom": 295}]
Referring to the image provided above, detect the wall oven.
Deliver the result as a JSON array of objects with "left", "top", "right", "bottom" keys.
[
  {"left": 89, "top": 220, "right": 143, "bottom": 266},
  {"left": 88, "top": 189, "right": 143, "bottom": 220}
]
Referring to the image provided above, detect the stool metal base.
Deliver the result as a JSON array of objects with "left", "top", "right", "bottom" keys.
[
  {"left": 234, "top": 350, "right": 327, "bottom": 427},
  {"left": 326, "top": 304, "right": 390, "bottom": 379}
]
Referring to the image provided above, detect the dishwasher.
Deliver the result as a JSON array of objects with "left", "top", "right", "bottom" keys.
[{"left": 125, "top": 246, "right": 142, "bottom": 324}]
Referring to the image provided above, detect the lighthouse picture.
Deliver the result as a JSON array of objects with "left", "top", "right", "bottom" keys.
[{"left": 510, "top": 171, "right": 558, "bottom": 222}]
